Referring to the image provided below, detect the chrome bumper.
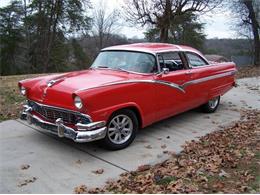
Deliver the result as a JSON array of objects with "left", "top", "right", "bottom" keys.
[{"left": 20, "top": 105, "right": 107, "bottom": 143}]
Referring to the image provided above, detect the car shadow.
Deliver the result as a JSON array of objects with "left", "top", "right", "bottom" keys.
[{"left": 63, "top": 100, "right": 235, "bottom": 153}]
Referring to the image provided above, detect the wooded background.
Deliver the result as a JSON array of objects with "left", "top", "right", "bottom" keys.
[{"left": 0, "top": 0, "right": 259, "bottom": 76}]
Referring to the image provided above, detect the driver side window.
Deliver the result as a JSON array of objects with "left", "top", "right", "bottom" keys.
[{"left": 159, "top": 52, "right": 184, "bottom": 72}]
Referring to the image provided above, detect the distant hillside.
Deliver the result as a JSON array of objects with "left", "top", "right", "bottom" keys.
[{"left": 203, "top": 39, "right": 253, "bottom": 60}]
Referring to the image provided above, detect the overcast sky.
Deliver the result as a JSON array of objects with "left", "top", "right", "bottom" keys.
[{"left": 0, "top": 0, "right": 236, "bottom": 39}]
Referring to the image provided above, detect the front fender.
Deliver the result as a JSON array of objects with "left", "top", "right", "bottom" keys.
[
  {"left": 75, "top": 82, "right": 156, "bottom": 128},
  {"left": 91, "top": 102, "right": 143, "bottom": 126}
]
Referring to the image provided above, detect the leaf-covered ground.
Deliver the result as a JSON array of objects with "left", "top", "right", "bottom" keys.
[
  {"left": 74, "top": 109, "right": 260, "bottom": 193},
  {"left": 236, "top": 65, "right": 260, "bottom": 79}
]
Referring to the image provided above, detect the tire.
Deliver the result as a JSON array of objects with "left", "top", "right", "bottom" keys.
[
  {"left": 201, "top": 96, "right": 220, "bottom": 113},
  {"left": 100, "top": 109, "right": 138, "bottom": 150}
]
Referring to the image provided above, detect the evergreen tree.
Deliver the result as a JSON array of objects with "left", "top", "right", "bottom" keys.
[
  {"left": 0, "top": 1, "right": 24, "bottom": 75},
  {"left": 145, "top": 13, "right": 206, "bottom": 50}
]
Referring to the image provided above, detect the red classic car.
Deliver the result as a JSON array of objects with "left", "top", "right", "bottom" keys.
[{"left": 19, "top": 43, "right": 237, "bottom": 150}]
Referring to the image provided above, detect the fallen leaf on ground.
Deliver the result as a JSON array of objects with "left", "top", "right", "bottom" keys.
[
  {"left": 92, "top": 169, "right": 104, "bottom": 174},
  {"left": 74, "top": 185, "right": 87, "bottom": 194},
  {"left": 137, "top": 164, "right": 151, "bottom": 172},
  {"left": 219, "top": 169, "right": 230, "bottom": 178},
  {"left": 76, "top": 160, "right": 82, "bottom": 164},
  {"left": 18, "top": 177, "right": 37, "bottom": 187},
  {"left": 20, "top": 164, "right": 30, "bottom": 170},
  {"left": 161, "top": 144, "right": 167, "bottom": 149},
  {"left": 145, "top": 145, "right": 152, "bottom": 149}
]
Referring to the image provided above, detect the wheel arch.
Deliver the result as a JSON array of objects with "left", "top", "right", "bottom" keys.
[{"left": 108, "top": 105, "right": 143, "bottom": 129}]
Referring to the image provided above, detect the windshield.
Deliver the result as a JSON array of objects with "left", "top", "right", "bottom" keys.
[{"left": 91, "top": 51, "right": 157, "bottom": 73}]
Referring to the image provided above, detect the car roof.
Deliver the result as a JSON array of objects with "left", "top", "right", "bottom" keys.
[{"left": 102, "top": 43, "right": 202, "bottom": 55}]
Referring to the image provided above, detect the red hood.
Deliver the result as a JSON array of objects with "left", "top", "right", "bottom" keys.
[{"left": 20, "top": 69, "right": 131, "bottom": 110}]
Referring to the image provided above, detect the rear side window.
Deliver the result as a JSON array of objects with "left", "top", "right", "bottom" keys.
[
  {"left": 158, "top": 52, "right": 184, "bottom": 72},
  {"left": 186, "top": 52, "right": 208, "bottom": 67}
]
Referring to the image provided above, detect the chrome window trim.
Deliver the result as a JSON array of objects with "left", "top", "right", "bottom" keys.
[
  {"left": 184, "top": 51, "right": 210, "bottom": 69},
  {"left": 91, "top": 67, "right": 157, "bottom": 76},
  {"left": 92, "top": 50, "right": 159, "bottom": 75},
  {"left": 156, "top": 51, "right": 187, "bottom": 73},
  {"left": 99, "top": 48, "right": 212, "bottom": 73},
  {"left": 101, "top": 47, "right": 157, "bottom": 55},
  {"left": 28, "top": 100, "right": 92, "bottom": 122}
]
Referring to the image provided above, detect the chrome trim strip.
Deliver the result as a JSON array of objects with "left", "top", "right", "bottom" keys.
[
  {"left": 28, "top": 100, "right": 92, "bottom": 122},
  {"left": 182, "top": 71, "right": 236, "bottom": 89},
  {"left": 76, "top": 79, "right": 185, "bottom": 93},
  {"left": 154, "top": 80, "right": 185, "bottom": 93},
  {"left": 76, "top": 70, "right": 236, "bottom": 94}
]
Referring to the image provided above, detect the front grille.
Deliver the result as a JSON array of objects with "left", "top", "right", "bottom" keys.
[{"left": 28, "top": 101, "right": 90, "bottom": 124}]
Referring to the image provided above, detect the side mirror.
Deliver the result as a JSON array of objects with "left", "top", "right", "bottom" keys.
[
  {"left": 157, "top": 67, "right": 169, "bottom": 76},
  {"left": 162, "top": 68, "right": 169, "bottom": 74}
]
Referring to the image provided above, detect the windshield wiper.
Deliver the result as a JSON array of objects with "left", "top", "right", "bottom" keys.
[
  {"left": 116, "top": 68, "right": 129, "bottom": 73},
  {"left": 96, "top": 65, "right": 109, "bottom": 69}
]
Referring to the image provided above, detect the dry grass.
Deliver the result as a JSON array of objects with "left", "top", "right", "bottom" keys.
[
  {"left": 0, "top": 74, "right": 46, "bottom": 122},
  {"left": 236, "top": 65, "right": 260, "bottom": 79}
]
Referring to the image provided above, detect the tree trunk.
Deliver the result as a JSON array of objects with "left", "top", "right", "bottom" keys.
[
  {"left": 244, "top": 0, "right": 260, "bottom": 66},
  {"left": 160, "top": 27, "right": 169, "bottom": 42}
]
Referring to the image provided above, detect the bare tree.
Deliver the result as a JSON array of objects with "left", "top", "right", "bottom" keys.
[
  {"left": 92, "top": 1, "right": 120, "bottom": 50},
  {"left": 230, "top": 0, "right": 259, "bottom": 66},
  {"left": 123, "top": 0, "right": 222, "bottom": 42},
  {"left": 242, "top": 0, "right": 259, "bottom": 66}
]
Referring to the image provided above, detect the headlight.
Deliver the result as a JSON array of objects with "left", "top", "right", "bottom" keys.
[
  {"left": 74, "top": 96, "right": 83, "bottom": 109},
  {"left": 20, "top": 86, "right": 26, "bottom": 96}
]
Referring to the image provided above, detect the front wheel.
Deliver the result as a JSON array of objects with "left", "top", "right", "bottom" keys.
[
  {"left": 201, "top": 96, "right": 220, "bottom": 113},
  {"left": 101, "top": 109, "right": 138, "bottom": 150}
]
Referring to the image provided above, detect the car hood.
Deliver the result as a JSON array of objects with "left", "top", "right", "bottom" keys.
[{"left": 22, "top": 69, "right": 131, "bottom": 110}]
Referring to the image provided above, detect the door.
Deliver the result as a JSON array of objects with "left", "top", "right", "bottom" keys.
[
  {"left": 184, "top": 52, "right": 236, "bottom": 102},
  {"left": 182, "top": 52, "right": 211, "bottom": 106},
  {"left": 153, "top": 52, "right": 191, "bottom": 121}
]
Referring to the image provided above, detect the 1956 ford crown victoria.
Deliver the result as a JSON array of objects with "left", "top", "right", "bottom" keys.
[{"left": 19, "top": 43, "right": 237, "bottom": 150}]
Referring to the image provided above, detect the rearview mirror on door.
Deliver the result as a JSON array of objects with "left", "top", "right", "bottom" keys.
[
  {"left": 157, "top": 68, "right": 170, "bottom": 76},
  {"left": 162, "top": 68, "right": 169, "bottom": 74}
]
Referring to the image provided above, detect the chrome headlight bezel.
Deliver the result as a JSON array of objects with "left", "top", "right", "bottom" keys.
[
  {"left": 20, "top": 86, "right": 26, "bottom": 96},
  {"left": 74, "top": 96, "right": 83, "bottom": 109}
]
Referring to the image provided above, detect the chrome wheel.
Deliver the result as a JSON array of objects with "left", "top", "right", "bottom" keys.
[
  {"left": 208, "top": 97, "right": 219, "bottom": 109},
  {"left": 107, "top": 114, "right": 133, "bottom": 145}
]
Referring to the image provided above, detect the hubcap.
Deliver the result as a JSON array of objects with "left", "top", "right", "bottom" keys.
[
  {"left": 208, "top": 97, "right": 219, "bottom": 109},
  {"left": 107, "top": 114, "right": 133, "bottom": 144}
]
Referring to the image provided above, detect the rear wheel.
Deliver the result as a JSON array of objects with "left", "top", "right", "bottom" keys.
[
  {"left": 201, "top": 96, "right": 220, "bottom": 113},
  {"left": 101, "top": 109, "right": 138, "bottom": 150}
]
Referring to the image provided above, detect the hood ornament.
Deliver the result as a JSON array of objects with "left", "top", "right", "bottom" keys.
[
  {"left": 43, "top": 78, "right": 64, "bottom": 98},
  {"left": 47, "top": 80, "right": 56, "bottom": 87}
]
